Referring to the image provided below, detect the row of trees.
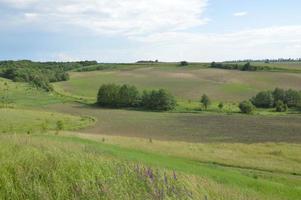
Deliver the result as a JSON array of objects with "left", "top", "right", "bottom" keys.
[
  {"left": 210, "top": 62, "right": 273, "bottom": 71},
  {"left": 97, "top": 84, "right": 176, "bottom": 111}
]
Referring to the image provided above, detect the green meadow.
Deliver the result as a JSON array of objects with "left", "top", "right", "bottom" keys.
[{"left": 1, "top": 62, "right": 301, "bottom": 199}]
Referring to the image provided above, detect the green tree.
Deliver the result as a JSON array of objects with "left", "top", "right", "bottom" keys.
[
  {"left": 180, "top": 61, "right": 189, "bottom": 66},
  {"left": 218, "top": 102, "right": 224, "bottom": 111},
  {"left": 200, "top": 94, "right": 211, "bottom": 110},
  {"left": 97, "top": 84, "right": 120, "bottom": 107},
  {"left": 141, "top": 89, "right": 176, "bottom": 111},
  {"left": 251, "top": 91, "right": 274, "bottom": 108},
  {"left": 275, "top": 100, "right": 288, "bottom": 112},
  {"left": 285, "top": 89, "right": 301, "bottom": 107},
  {"left": 273, "top": 88, "right": 286, "bottom": 103},
  {"left": 239, "top": 100, "right": 255, "bottom": 114},
  {"left": 117, "top": 84, "right": 140, "bottom": 107}
]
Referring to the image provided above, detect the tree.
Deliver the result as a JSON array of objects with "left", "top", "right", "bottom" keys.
[
  {"left": 200, "top": 94, "right": 211, "bottom": 110},
  {"left": 97, "top": 84, "right": 120, "bottom": 107},
  {"left": 239, "top": 100, "right": 255, "bottom": 114},
  {"left": 285, "top": 89, "right": 301, "bottom": 107},
  {"left": 180, "top": 61, "right": 189, "bottom": 66},
  {"left": 117, "top": 84, "right": 140, "bottom": 107},
  {"left": 275, "top": 100, "right": 288, "bottom": 112},
  {"left": 218, "top": 102, "right": 224, "bottom": 110},
  {"left": 141, "top": 89, "right": 176, "bottom": 111},
  {"left": 273, "top": 88, "right": 286, "bottom": 103},
  {"left": 251, "top": 91, "right": 274, "bottom": 108}
]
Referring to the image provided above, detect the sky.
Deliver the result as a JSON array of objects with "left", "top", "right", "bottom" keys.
[{"left": 0, "top": 0, "right": 301, "bottom": 62}]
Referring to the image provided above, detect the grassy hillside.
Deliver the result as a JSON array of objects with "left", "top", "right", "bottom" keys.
[
  {"left": 54, "top": 64, "right": 301, "bottom": 102},
  {"left": 1, "top": 62, "right": 301, "bottom": 199},
  {"left": 1, "top": 134, "right": 300, "bottom": 200}
]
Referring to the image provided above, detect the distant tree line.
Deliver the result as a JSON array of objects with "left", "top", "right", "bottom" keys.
[
  {"left": 224, "top": 58, "right": 301, "bottom": 63},
  {"left": 210, "top": 62, "right": 273, "bottom": 71},
  {"left": 0, "top": 60, "right": 97, "bottom": 91},
  {"left": 97, "top": 84, "right": 176, "bottom": 111}
]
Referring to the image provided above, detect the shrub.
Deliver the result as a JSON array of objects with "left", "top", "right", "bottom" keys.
[
  {"left": 275, "top": 100, "right": 288, "bottom": 112},
  {"left": 218, "top": 102, "right": 224, "bottom": 110},
  {"left": 141, "top": 89, "right": 176, "bottom": 111},
  {"left": 200, "top": 94, "right": 211, "bottom": 110},
  {"left": 239, "top": 100, "right": 255, "bottom": 114},
  {"left": 251, "top": 91, "right": 274, "bottom": 108},
  {"left": 56, "top": 120, "right": 64, "bottom": 132}
]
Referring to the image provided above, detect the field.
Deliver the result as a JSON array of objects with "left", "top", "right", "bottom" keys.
[
  {"left": 1, "top": 62, "right": 301, "bottom": 199},
  {"left": 55, "top": 63, "right": 301, "bottom": 101}
]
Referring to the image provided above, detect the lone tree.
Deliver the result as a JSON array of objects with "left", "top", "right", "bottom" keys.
[
  {"left": 200, "top": 94, "right": 211, "bottom": 110},
  {"left": 180, "top": 61, "right": 189, "bottom": 66},
  {"left": 218, "top": 102, "right": 224, "bottom": 110},
  {"left": 239, "top": 100, "right": 255, "bottom": 114}
]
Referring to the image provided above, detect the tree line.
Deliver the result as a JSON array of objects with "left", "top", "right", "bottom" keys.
[
  {"left": 97, "top": 84, "right": 176, "bottom": 111},
  {"left": 0, "top": 60, "right": 97, "bottom": 91},
  {"left": 210, "top": 62, "right": 273, "bottom": 71}
]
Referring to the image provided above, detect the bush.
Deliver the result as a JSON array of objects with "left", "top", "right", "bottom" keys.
[
  {"left": 200, "top": 94, "right": 211, "bottom": 110},
  {"left": 251, "top": 91, "right": 274, "bottom": 108},
  {"left": 275, "top": 100, "right": 288, "bottom": 112},
  {"left": 239, "top": 101, "right": 255, "bottom": 114},
  {"left": 141, "top": 89, "right": 176, "bottom": 111}
]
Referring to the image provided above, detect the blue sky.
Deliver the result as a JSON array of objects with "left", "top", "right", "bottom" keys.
[{"left": 0, "top": 0, "right": 300, "bottom": 62}]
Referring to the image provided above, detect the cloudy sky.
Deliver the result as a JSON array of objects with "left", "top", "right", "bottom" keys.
[{"left": 0, "top": 0, "right": 300, "bottom": 62}]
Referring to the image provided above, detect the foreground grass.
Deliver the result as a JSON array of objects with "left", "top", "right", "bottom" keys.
[
  {"left": 1, "top": 134, "right": 300, "bottom": 200},
  {"left": 74, "top": 133, "right": 301, "bottom": 175},
  {"left": 0, "top": 134, "right": 193, "bottom": 200}
]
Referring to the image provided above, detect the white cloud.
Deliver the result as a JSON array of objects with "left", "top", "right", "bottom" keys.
[
  {"left": 0, "top": 0, "right": 208, "bottom": 35},
  {"left": 129, "top": 26, "right": 301, "bottom": 62},
  {"left": 233, "top": 11, "right": 248, "bottom": 17}
]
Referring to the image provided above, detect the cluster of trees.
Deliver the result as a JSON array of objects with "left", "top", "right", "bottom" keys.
[
  {"left": 97, "top": 84, "right": 176, "bottom": 111},
  {"left": 251, "top": 88, "right": 301, "bottom": 109},
  {"left": 136, "top": 60, "right": 159, "bottom": 64},
  {"left": 210, "top": 62, "right": 273, "bottom": 71},
  {"left": 0, "top": 60, "right": 96, "bottom": 91},
  {"left": 239, "top": 88, "right": 301, "bottom": 114}
]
